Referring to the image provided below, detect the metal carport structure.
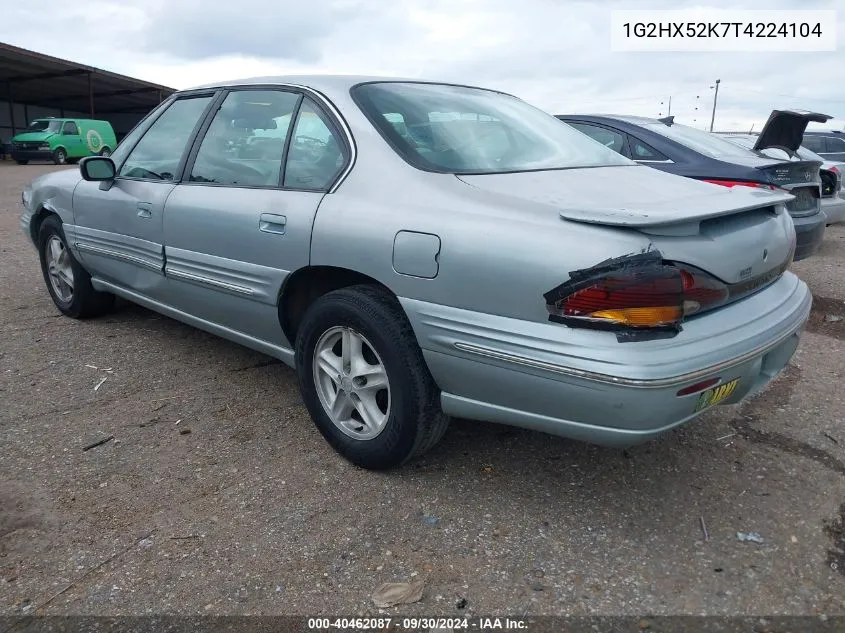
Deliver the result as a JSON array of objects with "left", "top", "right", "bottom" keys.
[{"left": 0, "top": 41, "right": 175, "bottom": 143}]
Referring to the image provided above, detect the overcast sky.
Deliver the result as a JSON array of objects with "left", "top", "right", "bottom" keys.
[{"left": 1, "top": 0, "right": 842, "bottom": 131}]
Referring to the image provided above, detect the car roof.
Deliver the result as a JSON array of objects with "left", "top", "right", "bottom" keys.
[
  {"left": 185, "top": 75, "right": 506, "bottom": 97},
  {"left": 560, "top": 114, "right": 664, "bottom": 126}
]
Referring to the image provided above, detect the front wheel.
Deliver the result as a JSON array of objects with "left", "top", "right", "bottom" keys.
[
  {"left": 295, "top": 285, "right": 449, "bottom": 470},
  {"left": 37, "top": 215, "right": 114, "bottom": 318},
  {"left": 52, "top": 148, "right": 67, "bottom": 165}
]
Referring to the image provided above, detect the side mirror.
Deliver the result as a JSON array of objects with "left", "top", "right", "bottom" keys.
[{"left": 80, "top": 156, "right": 115, "bottom": 181}]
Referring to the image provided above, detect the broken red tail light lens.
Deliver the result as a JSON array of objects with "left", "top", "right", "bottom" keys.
[
  {"left": 548, "top": 263, "right": 729, "bottom": 329},
  {"left": 701, "top": 178, "right": 777, "bottom": 190},
  {"left": 555, "top": 267, "right": 684, "bottom": 327},
  {"left": 678, "top": 265, "right": 730, "bottom": 316}
]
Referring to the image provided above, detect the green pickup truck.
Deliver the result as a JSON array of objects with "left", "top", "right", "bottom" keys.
[{"left": 11, "top": 118, "right": 117, "bottom": 165}]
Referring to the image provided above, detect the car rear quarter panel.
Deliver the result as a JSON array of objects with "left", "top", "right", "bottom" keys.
[{"left": 310, "top": 164, "right": 659, "bottom": 325}]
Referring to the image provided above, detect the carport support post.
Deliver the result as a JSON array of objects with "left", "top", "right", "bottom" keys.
[
  {"left": 5, "top": 82, "right": 15, "bottom": 136},
  {"left": 88, "top": 72, "right": 95, "bottom": 117}
]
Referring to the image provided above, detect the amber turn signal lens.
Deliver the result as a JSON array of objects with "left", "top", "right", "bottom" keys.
[{"left": 590, "top": 306, "right": 682, "bottom": 326}]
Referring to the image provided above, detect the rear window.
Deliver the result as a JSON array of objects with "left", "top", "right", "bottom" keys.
[
  {"left": 641, "top": 122, "right": 753, "bottom": 159},
  {"left": 352, "top": 82, "right": 632, "bottom": 174}
]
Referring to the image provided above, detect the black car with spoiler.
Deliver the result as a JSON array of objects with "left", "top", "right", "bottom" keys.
[{"left": 557, "top": 110, "right": 829, "bottom": 261}]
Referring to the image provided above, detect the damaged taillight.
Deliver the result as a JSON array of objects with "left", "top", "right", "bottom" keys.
[
  {"left": 545, "top": 252, "right": 729, "bottom": 336},
  {"left": 677, "top": 265, "right": 730, "bottom": 316},
  {"left": 553, "top": 267, "right": 684, "bottom": 326}
]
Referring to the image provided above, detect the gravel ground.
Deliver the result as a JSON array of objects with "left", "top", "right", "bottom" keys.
[{"left": 1, "top": 162, "right": 844, "bottom": 617}]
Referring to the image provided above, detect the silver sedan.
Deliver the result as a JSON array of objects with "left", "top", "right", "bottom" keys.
[{"left": 21, "top": 76, "right": 810, "bottom": 469}]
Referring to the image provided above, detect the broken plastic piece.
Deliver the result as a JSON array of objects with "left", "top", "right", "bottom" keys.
[{"left": 736, "top": 531, "right": 764, "bottom": 543}]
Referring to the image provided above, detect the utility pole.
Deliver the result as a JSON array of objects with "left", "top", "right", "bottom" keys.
[
  {"left": 659, "top": 96, "right": 672, "bottom": 117},
  {"left": 709, "top": 79, "right": 721, "bottom": 132}
]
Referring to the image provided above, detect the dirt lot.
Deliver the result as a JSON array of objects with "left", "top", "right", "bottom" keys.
[{"left": 1, "top": 162, "right": 845, "bottom": 617}]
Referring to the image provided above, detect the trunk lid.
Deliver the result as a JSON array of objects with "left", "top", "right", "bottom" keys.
[
  {"left": 753, "top": 110, "right": 832, "bottom": 154},
  {"left": 457, "top": 166, "right": 796, "bottom": 285},
  {"left": 756, "top": 160, "right": 822, "bottom": 217}
]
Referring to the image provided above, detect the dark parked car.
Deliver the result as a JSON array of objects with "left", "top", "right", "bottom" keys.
[
  {"left": 802, "top": 130, "right": 845, "bottom": 161},
  {"left": 557, "top": 111, "right": 828, "bottom": 261}
]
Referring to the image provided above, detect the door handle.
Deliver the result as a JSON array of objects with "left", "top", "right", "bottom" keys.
[
  {"left": 137, "top": 202, "right": 153, "bottom": 218},
  {"left": 259, "top": 213, "right": 287, "bottom": 235}
]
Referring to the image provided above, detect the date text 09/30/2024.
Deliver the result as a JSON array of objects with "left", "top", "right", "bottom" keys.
[{"left": 307, "top": 617, "right": 529, "bottom": 630}]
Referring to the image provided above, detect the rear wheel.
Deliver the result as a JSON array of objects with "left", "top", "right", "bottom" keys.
[
  {"left": 295, "top": 285, "right": 449, "bottom": 470},
  {"left": 37, "top": 215, "right": 114, "bottom": 318},
  {"left": 99, "top": 147, "right": 111, "bottom": 157},
  {"left": 52, "top": 148, "right": 67, "bottom": 165}
]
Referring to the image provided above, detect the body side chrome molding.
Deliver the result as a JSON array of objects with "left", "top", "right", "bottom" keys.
[
  {"left": 75, "top": 243, "right": 162, "bottom": 272},
  {"left": 453, "top": 303, "right": 809, "bottom": 389},
  {"left": 166, "top": 268, "right": 254, "bottom": 296}
]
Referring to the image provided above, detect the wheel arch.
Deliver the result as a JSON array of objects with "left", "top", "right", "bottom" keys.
[
  {"left": 278, "top": 265, "right": 400, "bottom": 345},
  {"left": 29, "top": 204, "right": 62, "bottom": 243}
]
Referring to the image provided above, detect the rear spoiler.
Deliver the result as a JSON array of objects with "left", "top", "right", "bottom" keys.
[{"left": 753, "top": 110, "right": 832, "bottom": 155}]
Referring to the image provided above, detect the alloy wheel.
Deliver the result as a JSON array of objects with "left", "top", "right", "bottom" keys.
[
  {"left": 45, "top": 235, "right": 74, "bottom": 302},
  {"left": 312, "top": 326, "right": 391, "bottom": 440}
]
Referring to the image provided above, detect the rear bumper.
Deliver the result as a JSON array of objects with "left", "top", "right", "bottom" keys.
[
  {"left": 402, "top": 272, "right": 811, "bottom": 447},
  {"left": 821, "top": 196, "right": 845, "bottom": 225},
  {"left": 10, "top": 149, "right": 53, "bottom": 162},
  {"left": 791, "top": 212, "right": 826, "bottom": 260}
]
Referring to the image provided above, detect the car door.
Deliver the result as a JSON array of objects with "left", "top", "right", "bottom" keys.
[
  {"left": 159, "top": 89, "right": 349, "bottom": 348},
  {"left": 60, "top": 121, "right": 83, "bottom": 158},
  {"left": 71, "top": 94, "right": 217, "bottom": 295}
]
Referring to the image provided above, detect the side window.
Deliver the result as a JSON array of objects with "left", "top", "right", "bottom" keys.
[
  {"left": 826, "top": 137, "right": 845, "bottom": 153},
  {"left": 802, "top": 136, "right": 824, "bottom": 153},
  {"left": 109, "top": 101, "right": 169, "bottom": 168},
  {"left": 283, "top": 99, "right": 346, "bottom": 191},
  {"left": 628, "top": 136, "right": 668, "bottom": 161},
  {"left": 62, "top": 121, "right": 79, "bottom": 136},
  {"left": 189, "top": 90, "right": 300, "bottom": 187},
  {"left": 119, "top": 96, "right": 213, "bottom": 181},
  {"left": 567, "top": 122, "right": 625, "bottom": 154},
  {"left": 383, "top": 112, "right": 408, "bottom": 136}
]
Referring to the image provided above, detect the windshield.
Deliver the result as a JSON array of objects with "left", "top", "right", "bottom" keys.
[
  {"left": 352, "top": 82, "right": 633, "bottom": 174},
  {"left": 641, "top": 121, "right": 754, "bottom": 158},
  {"left": 27, "top": 120, "right": 62, "bottom": 133}
]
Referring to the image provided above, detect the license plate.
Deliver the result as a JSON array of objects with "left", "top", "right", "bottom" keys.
[
  {"left": 694, "top": 378, "right": 740, "bottom": 412},
  {"left": 789, "top": 187, "right": 816, "bottom": 212}
]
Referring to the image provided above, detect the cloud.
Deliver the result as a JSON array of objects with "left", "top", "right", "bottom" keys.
[{"left": 0, "top": 0, "right": 842, "bottom": 131}]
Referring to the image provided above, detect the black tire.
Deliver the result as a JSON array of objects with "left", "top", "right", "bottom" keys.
[
  {"left": 295, "top": 285, "right": 449, "bottom": 470},
  {"left": 37, "top": 215, "right": 114, "bottom": 318},
  {"left": 52, "top": 148, "right": 67, "bottom": 165},
  {"left": 15, "top": 159, "right": 29, "bottom": 165}
]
